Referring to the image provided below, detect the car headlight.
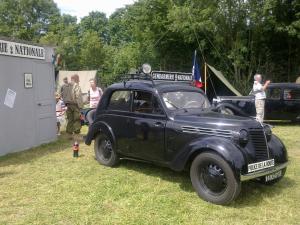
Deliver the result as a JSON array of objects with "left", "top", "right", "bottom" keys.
[
  {"left": 239, "top": 129, "right": 249, "bottom": 144},
  {"left": 142, "top": 63, "right": 152, "bottom": 74},
  {"left": 233, "top": 129, "right": 249, "bottom": 145},
  {"left": 264, "top": 125, "right": 272, "bottom": 142}
]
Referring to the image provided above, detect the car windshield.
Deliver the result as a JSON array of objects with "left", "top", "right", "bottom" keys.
[{"left": 162, "top": 91, "right": 211, "bottom": 110}]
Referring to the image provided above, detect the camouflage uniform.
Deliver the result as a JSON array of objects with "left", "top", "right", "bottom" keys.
[
  {"left": 65, "top": 83, "right": 84, "bottom": 134},
  {"left": 253, "top": 81, "right": 266, "bottom": 123},
  {"left": 255, "top": 99, "right": 265, "bottom": 123},
  {"left": 60, "top": 83, "right": 71, "bottom": 102}
]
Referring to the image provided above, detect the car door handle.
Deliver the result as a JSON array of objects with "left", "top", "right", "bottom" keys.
[{"left": 154, "top": 122, "right": 164, "bottom": 127}]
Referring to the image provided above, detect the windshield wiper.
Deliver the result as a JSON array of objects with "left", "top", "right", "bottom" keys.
[
  {"left": 164, "top": 99, "right": 179, "bottom": 109},
  {"left": 165, "top": 99, "right": 188, "bottom": 112}
]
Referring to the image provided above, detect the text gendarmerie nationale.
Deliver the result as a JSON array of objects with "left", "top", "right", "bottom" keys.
[{"left": 0, "top": 40, "right": 44, "bottom": 59}]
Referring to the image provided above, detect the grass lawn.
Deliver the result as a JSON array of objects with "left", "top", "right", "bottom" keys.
[{"left": 0, "top": 124, "right": 299, "bottom": 225}]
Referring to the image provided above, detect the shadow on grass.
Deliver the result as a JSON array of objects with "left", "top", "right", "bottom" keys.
[
  {"left": 267, "top": 120, "right": 300, "bottom": 126},
  {"left": 119, "top": 159, "right": 194, "bottom": 192},
  {"left": 231, "top": 176, "right": 296, "bottom": 207},
  {"left": 0, "top": 133, "right": 75, "bottom": 168},
  {"left": 116, "top": 159, "right": 296, "bottom": 206},
  {"left": 0, "top": 171, "right": 16, "bottom": 178}
]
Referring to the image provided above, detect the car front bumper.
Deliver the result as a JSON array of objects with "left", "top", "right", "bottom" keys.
[{"left": 240, "top": 162, "right": 288, "bottom": 181}]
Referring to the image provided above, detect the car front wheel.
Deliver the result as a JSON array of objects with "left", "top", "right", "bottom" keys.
[
  {"left": 94, "top": 134, "right": 119, "bottom": 167},
  {"left": 190, "top": 152, "right": 241, "bottom": 205}
]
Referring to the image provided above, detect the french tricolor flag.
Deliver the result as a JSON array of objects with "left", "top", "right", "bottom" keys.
[{"left": 192, "top": 50, "right": 203, "bottom": 88}]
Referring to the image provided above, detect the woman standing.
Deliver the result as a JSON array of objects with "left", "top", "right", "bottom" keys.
[{"left": 86, "top": 78, "right": 103, "bottom": 124}]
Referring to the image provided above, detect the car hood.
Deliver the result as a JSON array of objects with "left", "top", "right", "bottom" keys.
[{"left": 172, "top": 111, "right": 261, "bottom": 130}]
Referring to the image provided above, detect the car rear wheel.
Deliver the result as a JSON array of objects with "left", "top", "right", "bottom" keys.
[
  {"left": 190, "top": 152, "right": 241, "bottom": 205},
  {"left": 94, "top": 134, "right": 119, "bottom": 167}
]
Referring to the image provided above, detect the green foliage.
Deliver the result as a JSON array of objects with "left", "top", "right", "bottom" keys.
[
  {"left": 79, "top": 31, "right": 105, "bottom": 70},
  {"left": 0, "top": 0, "right": 300, "bottom": 92},
  {"left": 0, "top": 0, "right": 60, "bottom": 41},
  {"left": 80, "top": 11, "right": 109, "bottom": 42}
]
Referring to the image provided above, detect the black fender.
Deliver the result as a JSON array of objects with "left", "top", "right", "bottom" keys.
[
  {"left": 80, "top": 108, "right": 94, "bottom": 126},
  {"left": 268, "top": 134, "right": 288, "bottom": 164},
  {"left": 85, "top": 120, "right": 116, "bottom": 147},
  {"left": 170, "top": 137, "right": 246, "bottom": 180},
  {"left": 216, "top": 103, "right": 249, "bottom": 117}
]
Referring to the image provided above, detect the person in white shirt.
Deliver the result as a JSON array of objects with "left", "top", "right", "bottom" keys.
[
  {"left": 86, "top": 79, "right": 103, "bottom": 124},
  {"left": 88, "top": 78, "right": 103, "bottom": 108},
  {"left": 252, "top": 74, "right": 271, "bottom": 123}
]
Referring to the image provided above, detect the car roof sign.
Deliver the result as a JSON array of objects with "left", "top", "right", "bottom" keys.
[{"left": 151, "top": 71, "right": 193, "bottom": 82}]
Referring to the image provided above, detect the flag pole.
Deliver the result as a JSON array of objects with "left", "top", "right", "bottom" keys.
[{"left": 204, "top": 62, "right": 207, "bottom": 94}]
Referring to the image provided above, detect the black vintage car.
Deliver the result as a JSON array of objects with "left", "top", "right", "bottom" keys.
[
  {"left": 214, "top": 83, "right": 300, "bottom": 121},
  {"left": 85, "top": 70, "right": 288, "bottom": 205}
]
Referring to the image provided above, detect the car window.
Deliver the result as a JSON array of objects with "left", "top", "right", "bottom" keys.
[
  {"left": 267, "top": 88, "right": 281, "bottom": 99},
  {"left": 284, "top": 89, "right": 300, "bottom": 100},
  {"left": 133, "top": 91, "right": 164, "bottom": 115},
  {"left": 162, "top": 91, "right": 210, "bottom": 110},
  {"left": 107, "top": 90, "right": 131, "bottom": 111}
]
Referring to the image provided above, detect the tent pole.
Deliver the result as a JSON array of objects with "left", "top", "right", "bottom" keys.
[{"left": 204, "top": 62, "right": 207, "bottom": 94}]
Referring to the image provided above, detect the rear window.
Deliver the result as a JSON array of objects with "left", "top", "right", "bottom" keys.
[
  {"left": 107, "top": 90, "right": 131, "bottom": 111},
  {"left": 284, "top": 89, "right": 300, "bottom": 100}
]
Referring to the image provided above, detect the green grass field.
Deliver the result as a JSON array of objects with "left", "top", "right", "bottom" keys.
[{"left": 0, "top": 124, "right": 299, "bottom": 225}]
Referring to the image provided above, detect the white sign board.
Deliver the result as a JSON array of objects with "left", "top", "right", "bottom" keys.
[
  {"left": 151, "top": 71, "right": 193, "bottom": 82},
  {"left": 4, "top": 88, "right": 17, "bottom": 108},
  {"left": 0, "top": 39, "right": 45, "bottom": 60}
]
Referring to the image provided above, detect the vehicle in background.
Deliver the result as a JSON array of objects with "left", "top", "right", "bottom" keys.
[{"left": 214, "top": 83, "right": 300, "bottom": 122}]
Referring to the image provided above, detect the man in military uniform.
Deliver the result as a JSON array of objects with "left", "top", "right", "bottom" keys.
[
  {"left": 64, "top": 74, "right": 84, "bottom": 136},
  {"left": 253, "top": 74, "right": 270, "bottom": 123},
  {"left": 60, "top": 77, "right": 69, "bottom": 101}
]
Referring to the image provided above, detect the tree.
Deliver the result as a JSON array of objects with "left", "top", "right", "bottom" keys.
[
  {"left": 40, "top": 14, "right": 81, "bottom": 70},
  {"left": 79, "top": 31, "right": 106, "bottom": 70},
  {"left": 80, "top": 11, "right": 109, "bottom": 42},
  {"left": 0, "top": 0, "right": 60, "bottom": 41}
]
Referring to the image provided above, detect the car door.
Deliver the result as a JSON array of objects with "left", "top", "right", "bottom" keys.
[
  {"left": 265, "top": 87, "right": 283, "bottom": 120},
  {"left": 104, "top": 90, "right": 133, "bottom": 153},
  {"left": 281, "top": 88, "right": 300, "bottom": 120},
  {"left": 127, "top": 90, "right": 166, "bottom": 162}
]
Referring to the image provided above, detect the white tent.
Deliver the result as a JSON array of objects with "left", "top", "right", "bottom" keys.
[
  {"left": 57, "top": 70, "right": 97, "bottom": 94},
  {"left": 296, "top": 76, "right": 300, "bottom": 84}
]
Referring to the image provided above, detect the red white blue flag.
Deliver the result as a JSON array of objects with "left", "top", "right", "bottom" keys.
[{"left": 192, "top": 50, "right": 203, "bottom": 88}]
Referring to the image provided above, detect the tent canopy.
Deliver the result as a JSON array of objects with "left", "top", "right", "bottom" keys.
[
  {"left": 296, "top": 76, "right": 300, "bottom": 84},
  {"left": 207, "top": 64, "right": 242, "bottom": 96},
  {"left": 57, "top": 70, "right": 97, "bottom": 94},
  {"left": 204, "top": 64, "right": 242, "bottom": 100}
]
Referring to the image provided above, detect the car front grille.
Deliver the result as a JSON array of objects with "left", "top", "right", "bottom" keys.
[
  {"left": 181, "top": 126, "right": 233, "bottom": 138},
  {"left": 249, "top": 128, "right": 269, "bottom": 161}
]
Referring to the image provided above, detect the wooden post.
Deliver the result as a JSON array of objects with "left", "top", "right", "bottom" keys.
[{"left": 204, "top": 62, "right": 207, "bottom": 94}]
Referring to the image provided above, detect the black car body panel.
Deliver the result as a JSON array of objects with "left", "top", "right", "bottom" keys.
[
  {"left": 214, "top": 83, "right": 300, "bottom": 120},
  {"left": 85, "top": 79, "right": 288, "bottom": 182}
]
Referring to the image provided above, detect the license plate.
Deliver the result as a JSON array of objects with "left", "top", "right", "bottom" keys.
[
  {"left": 265, "top": 170, "right": 282, "bottom": 182},
  {"left": 248, "top": 159, "right": 275, "bottom": 173}
]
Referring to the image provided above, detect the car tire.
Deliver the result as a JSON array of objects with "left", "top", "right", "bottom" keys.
[
  {"left": 257, "top": 168, "right": 286, "bottom": 185},
  {"left": 94, "top": 134, "right": 119, "bottom": 167},
  {"left": 190, "top": 152, "right": 241, "bottom": 205}
]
